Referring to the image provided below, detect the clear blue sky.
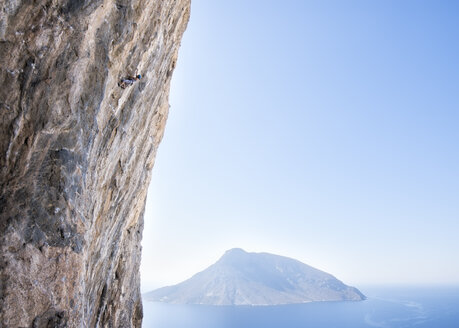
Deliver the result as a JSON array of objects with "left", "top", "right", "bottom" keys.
[{"left": 141, "top": 0, "right": 459, "bottom": 291}]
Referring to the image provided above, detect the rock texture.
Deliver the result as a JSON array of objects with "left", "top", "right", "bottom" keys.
[
  {"left": 0, "top": 0, "right": 189, "bottom": 326},
  {"left": 145, "top": 248, "right": 366, "bottom": 305}
]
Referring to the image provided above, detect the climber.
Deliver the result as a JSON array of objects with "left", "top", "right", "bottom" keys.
[{"left": 118, "top": 74, "right": 142, "bottom": 89}]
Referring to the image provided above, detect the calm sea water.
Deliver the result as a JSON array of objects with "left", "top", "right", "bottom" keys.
[{"left": 142, "top": 286, "right": 459, "bottom": 328}]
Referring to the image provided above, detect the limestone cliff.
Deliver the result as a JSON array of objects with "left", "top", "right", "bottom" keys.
[{"left": 0, "top": 0, "right": 189, "bottom": 326}]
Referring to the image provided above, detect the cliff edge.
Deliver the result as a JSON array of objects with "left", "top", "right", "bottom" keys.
[{"left": 0, "top": 0, "right": 190, "bottom": 326}]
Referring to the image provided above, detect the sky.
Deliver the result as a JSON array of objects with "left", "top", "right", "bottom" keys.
[{"left": 140, "top": 0, "right": 459, "bottom": 291}]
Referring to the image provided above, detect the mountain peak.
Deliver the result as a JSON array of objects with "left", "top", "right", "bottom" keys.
[
  {"left": 220, "top": 248, "right": 248, "bottom": 261},
  {"left": 145, "top": 249, "right": 366, "bottom": 305},
  {"left": 224, "top": 248, "right": 247, "bottom": 255}
]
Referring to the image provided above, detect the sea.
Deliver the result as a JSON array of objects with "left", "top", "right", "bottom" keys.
[{"left": 142, "top": 286, "right": 459, "bottom": 328}]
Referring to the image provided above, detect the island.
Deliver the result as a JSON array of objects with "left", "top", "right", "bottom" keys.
[{"left": 144, "top": 248, "right": 366, "bottom": 305}]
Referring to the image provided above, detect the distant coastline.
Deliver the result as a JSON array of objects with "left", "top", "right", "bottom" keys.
[{"left": 143, "top": 285, "right": 459, "bottom": 328}]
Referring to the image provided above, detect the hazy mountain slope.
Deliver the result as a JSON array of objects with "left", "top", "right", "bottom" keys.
[{"left": 144, "top": 248, "right": 366, "bottom": 305}]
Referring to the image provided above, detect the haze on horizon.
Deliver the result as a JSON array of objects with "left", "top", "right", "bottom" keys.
[{"left": 141, "top": 0, "right": 459, "bottom": 291}]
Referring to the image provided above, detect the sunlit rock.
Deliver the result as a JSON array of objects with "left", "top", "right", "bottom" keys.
[{"left": 0, "top": 0, "right": 190, "bottom": 326}]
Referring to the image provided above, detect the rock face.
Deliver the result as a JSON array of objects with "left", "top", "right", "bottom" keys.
[
  {"left": 144, "top": 248, "right": 366, "bottom": 305},
  {"left": 0, "top": 0, "right": 189, "bottom": 326}
]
